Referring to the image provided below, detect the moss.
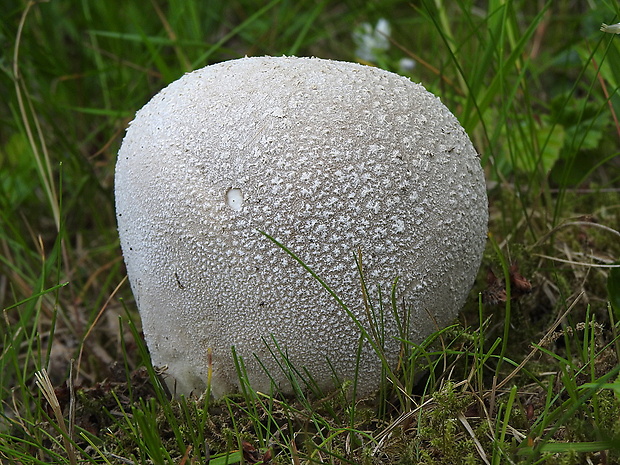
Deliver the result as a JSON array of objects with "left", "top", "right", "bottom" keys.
[{"left": 397, "top": 382, "right": 483, "bottom": 465}]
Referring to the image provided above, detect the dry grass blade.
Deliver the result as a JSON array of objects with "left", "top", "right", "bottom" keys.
[
  {"left": 532, "top": 255, "right": 620, "bottom": 268},
  {"left": 150, "top": 0, "right": 191, "bottom": 72},
  {"left": 491, "top": 292, "right": 584, "bottom": 395},
  {"left": 178, "top": 444, "right": 192, "bottom": 465},
  {"left": 372, "top": 395, "right": 437, "bottom": 454},
  {"left": 291, "top": 434, "right": 301, "bottom": 465},
  {"left": 533, "top": 220, "right": 620, "bottom": 248},
  {"left": 34, "top": 368, "right": 78, "bottom": 465},
  {"left": 75, "top": 275, "right": 127, "bottom": 374},
  {"left": 12, "top": 0, "right": 60, "bottom": 231},
  {"left": 457, "top": 413, "right": 491, "bottom": 465}
]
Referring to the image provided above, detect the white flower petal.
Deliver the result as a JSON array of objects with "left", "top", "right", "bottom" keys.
[{"left": 601, "top": 22, "right": 620, "bottom": 34}]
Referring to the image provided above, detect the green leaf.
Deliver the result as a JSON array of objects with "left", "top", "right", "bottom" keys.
[
  {"left": 511, "top": 119, "right": 566, "bottom": 174},
  {"left": 211, "top": 451, "right": 243, "bottom": 464}
]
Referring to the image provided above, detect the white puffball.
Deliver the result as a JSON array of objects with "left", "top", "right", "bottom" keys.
[{"left": 115, "top": 56, "right": 488, "bottom": 398}]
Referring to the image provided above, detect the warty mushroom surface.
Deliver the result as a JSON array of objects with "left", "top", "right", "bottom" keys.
[{"left": 115, "top": 56, "right": 489, "bottom": 397}]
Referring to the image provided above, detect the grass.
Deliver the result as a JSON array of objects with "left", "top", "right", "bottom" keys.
[{"left": 1, "top": 0, "right": 620, "bottom": 463}]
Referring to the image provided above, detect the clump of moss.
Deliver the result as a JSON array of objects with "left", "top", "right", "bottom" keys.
[{"left": 393, "top": 382, "right": 482, "bottom": 465}]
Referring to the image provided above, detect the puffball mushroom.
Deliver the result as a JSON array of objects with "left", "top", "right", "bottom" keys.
[{"left": 115, "top": 56, "right": 488, "bottom": 398}]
